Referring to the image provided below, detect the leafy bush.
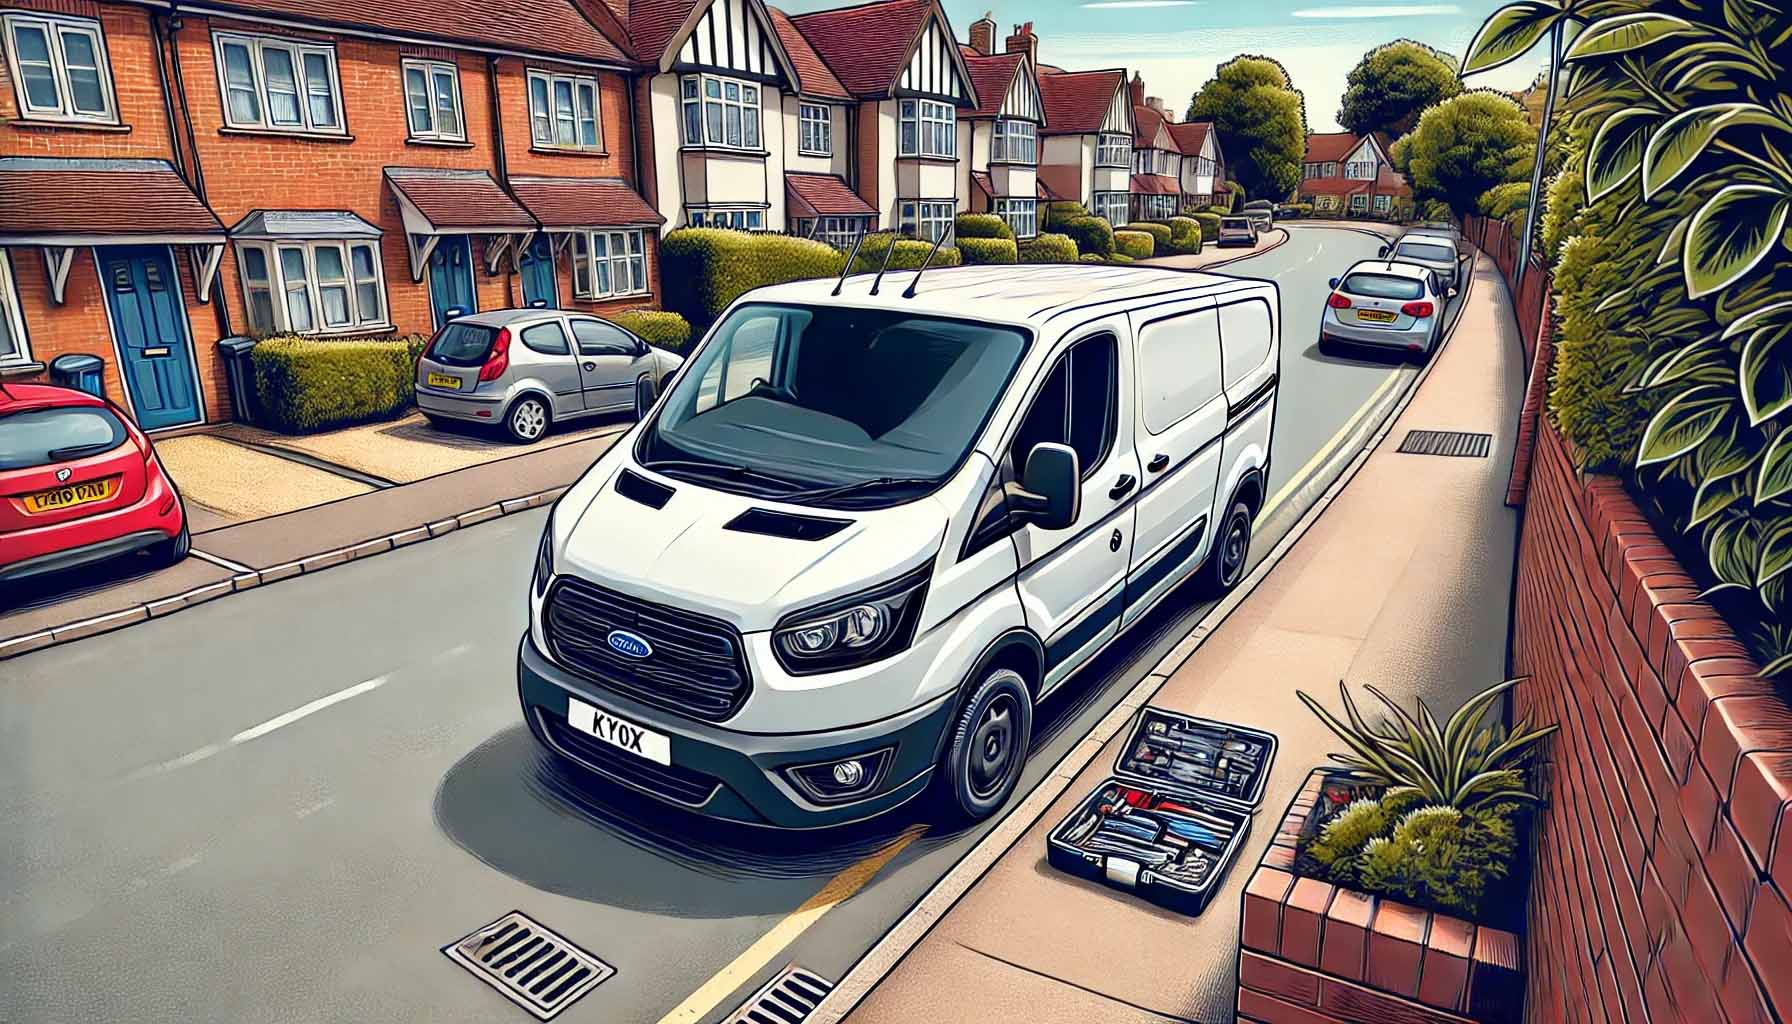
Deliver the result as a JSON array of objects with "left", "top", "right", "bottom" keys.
[
  {"left": 1190, "top": 211, "right": 1224, "bottom": 243},
  {"left": 1285, "top": 203, "right": 1314, "bottom": 219},
  {"left": 1478, "top": 180, "right": 1532, "bottom": 233},
  {"left": 847, "top": 232, "right": 961, "bottom": 273},
  {"left": 1078, "top": 252, "right": 1107, "bottom": 264},
  {"left": 958, "top": 236, "right": 1018, "bottom": 265},
  {"left": 955, "top": 213, "right": 1013, "bottom": 241},
  {"left": 1044, "top": 201, "right": 1089, "bottom": 229},
  {"left": 1163, "top": 216, "right": 1203, "bottom": 254},
  {"left": 1113, "top": 229, "right": 1156, "bottom": 260},
  {"left": 609, "top": 309, "right": 692, "bottom": 351},
  {"left": 1335, "top": 799, "right": 1520, "bottom": 918},
  {"left": 1124, "top": 222, "right": 1173, "bottom": 249},
  {"left": 1391, "top": 90, "right": 1533, "bottom": 218},
  {"left": 1018, "top": 232, "right": 1079, "bottom": 263},
  {"left": 251, "top": 334, "right": 425, "bottom": 433},
  {"left": 661, "top": 228, "right": 844, "bottom": 331},
  {"left": 1224, "top": 181, "right": 1246, "bottom": 211},
  {"left": 1062, "top": 216, "right": 1115, "bottom": 257}
]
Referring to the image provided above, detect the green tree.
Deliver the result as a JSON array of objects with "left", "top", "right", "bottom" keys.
[
  {"left": 1187, "top": 56, "right": 1307, "bottom": 201},
  {"left": 1391, "top": 90, "right": 1533, "bottom": 218},
  {"left": 1337, "top": 40, "right": 1463, "bottom": 136}
]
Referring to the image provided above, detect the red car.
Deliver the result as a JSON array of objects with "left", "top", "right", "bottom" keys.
[{"left": 0, "top": 382, "right": 188, "bottom": 587}]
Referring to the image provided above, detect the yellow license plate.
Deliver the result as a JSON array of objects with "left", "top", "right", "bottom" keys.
[
  {"left": 427, "top": 372, "right": 462, "bottom": 390},
  {"left": 1358, "top": 309, "right": 1397, "bottom": 323},
  {"left": 23, "top": 477, "right": 117, "bottom": 514}
]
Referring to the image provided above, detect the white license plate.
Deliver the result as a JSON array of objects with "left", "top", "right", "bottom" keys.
[{"left": 567, "top": 697, "right": 671, "bottom": 765}]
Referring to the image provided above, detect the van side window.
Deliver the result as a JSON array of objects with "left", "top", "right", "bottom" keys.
[
  {"left": 1009, "top": 333, "right": 1117, "bottom": 480},
  {"left": 1136, "top": 309, "right": 1221, "bottom": 434},
  {"left": 1218, "top": 299, "right": 1273, "bottom": 391},
  {"left": 520, "top": 321, "right": 571, "bottom": 356}
]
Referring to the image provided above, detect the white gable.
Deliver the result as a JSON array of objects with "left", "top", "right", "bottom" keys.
[
  {"left": 897, "top": 16, "right": 970, "bottom": 101},
  {"left": 1345, "top": 136, "right": 1384, "bottom": 167},
  {"left": 1000, "top": 60, "right": 1042, "bottom": 123},
  {"left": 673, "top": 0, "right": 784, "bottom": 81},
  {"left": 1099, "top": 81, "right": 1132, "bottom": 134}
]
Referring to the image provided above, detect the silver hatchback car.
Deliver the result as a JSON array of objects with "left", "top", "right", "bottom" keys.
[
  {"left": 1318, "top": 259, "right": 1446, "bottom": 363},
  {"left": 1379, "top": 232, "right": 1463, "bottom": 292},
  {"left": 415, "top": 309, "right": 684, "bottom": 443}
]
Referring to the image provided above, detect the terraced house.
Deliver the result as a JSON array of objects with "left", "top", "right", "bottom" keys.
[
  {"left": 955, "top": 15, "right": 1044, "bottom": 239},
  {"left": 1127, "top": 77, "right": 1178, "bottom": 222},
  {"left": 0, "top": 0, "right": 657, "bottom": 429}
]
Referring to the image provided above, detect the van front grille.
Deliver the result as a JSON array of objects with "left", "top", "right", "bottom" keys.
[{"left": 543, "top": 577, "right": 751, "bottom": 722}]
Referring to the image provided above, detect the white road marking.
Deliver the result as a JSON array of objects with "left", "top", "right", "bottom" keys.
[
  {"left": 296, "top": 798, "right": 334, "bottom": 819},
  {"left": 162, "top": 854, "right": 202, "bottom": 875},
  {"left": 431, "top": 643, "right": 472, "bottom": 663},
  {"left": 190, "top": 549, "right": 254, "bottom": 574},
  {"left": 230, "top": 676, "right": 388, "bottom": 745}
]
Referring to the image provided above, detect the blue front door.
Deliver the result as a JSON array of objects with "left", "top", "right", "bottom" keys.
[
  {"left": 428, "top": 235, "right": 476, "bottom": 328},
  {"left": 97, "top": 245, "right": 201, "bottom": 430},
  {"left": 520, "top": 235, "right": 557, "bottom": 308}
]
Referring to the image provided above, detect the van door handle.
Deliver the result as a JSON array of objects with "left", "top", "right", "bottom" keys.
[
  {"left": 1147, "top": 454, "right": 1169, "bottom": 473},
  {"left": 1109, "top": 474, "right": 1137, "bottom": 500}
]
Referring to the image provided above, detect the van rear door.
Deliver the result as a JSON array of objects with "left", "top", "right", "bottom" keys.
[{"left": 1215, "top": 291, "right": 1279, "bottom": 507}]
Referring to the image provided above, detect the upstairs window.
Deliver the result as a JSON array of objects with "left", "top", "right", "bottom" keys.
[
  {"left": 898, "top": 99, "right": 954, "bottom": 158},
  {"left": 3, "top": 12, "right": 114, "bottom": 123},
  {"left": 1346, "top": 157, "right": 1375, "bottom": 179},
  {"left": 1095, "top": 132, "right": 1129, "bottom": 168},
  {"left": 798, "top": 103, "right": 831, "bottom": 155},
  {"left": 402, "top": 59, "right": 463, "bottom": 142},
  {"left": 991, "top": 119, "right": 1035, "bottom": 164},
  {"left": 680, "top": 73, "right": 760, "bottom": 150},
  {"left": 214, "top": 32, "right": 341, "bottom": 134},
  {"left": 529, "top": 69, "right": 600, "bottom": 150}
]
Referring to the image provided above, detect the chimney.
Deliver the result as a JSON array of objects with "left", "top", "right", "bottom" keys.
[
  {"left": 1147, "top": 96, "right": 1166, "bottom": 115},
  {"left": 1004, "top": 22, "right": 1037, "bottom": 69},
  {"left": 1128, "top": 72, "right": 1144, "bottom": 106},
  {"left": 969, "top": 11, "right": 995, "bottom": 55}
]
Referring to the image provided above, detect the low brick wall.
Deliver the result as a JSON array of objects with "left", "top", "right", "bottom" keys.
[{"left": 1512, "top": 419, "right": 1791, "bottom": 1023}]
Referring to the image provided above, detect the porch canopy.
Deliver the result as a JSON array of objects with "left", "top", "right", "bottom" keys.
[
  {"left": 0, "top": 157, "right": 226, "bottom": 305},
  {"left": 785, "top": 173, "right": 876, "bottom": 220},
  {"left": 384, "top": 167, "right": 538, "bottom": 280},
  {"left": 508, "top": 176, "right": 664, "bottom": 255},
  {"left": 1130, "top": 173, "right": 1179, "bottom": 195}
]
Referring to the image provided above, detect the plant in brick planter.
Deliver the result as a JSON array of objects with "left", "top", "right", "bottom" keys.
[{"left": 1236, "top": 679, "right": 1555, "bottom": 1024}]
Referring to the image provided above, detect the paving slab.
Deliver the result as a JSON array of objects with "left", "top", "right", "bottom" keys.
[{"left": 155, "top": 434, "right": 372, "bottom": 522}]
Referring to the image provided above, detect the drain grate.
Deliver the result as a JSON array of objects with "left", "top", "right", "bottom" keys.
[
  {"left": 442, "top": 911, "right": 614, "bottom": 1020},
  {"left": 724, "top": 964, "right": 834, "bottom": 1024},
  {"left": 1397, "top": 429, "right": 1492, "bottom": 458}
]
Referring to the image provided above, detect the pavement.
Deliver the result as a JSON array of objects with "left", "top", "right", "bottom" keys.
[
  {"left": 0, "top": 224, "right": 1456, "bottom": 1024},
  {"left": 822, "top": 246, "right": 1525, "bottom": 1024}
]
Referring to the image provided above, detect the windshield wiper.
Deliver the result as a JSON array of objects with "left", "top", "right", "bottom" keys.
[
  {"left": 781, "top": 476, "right": 938, "bottom": 503},
  {"left": 47, "top": 441, "right": 114, "bottom": 460},
  {"left": 637, "top": 458, "right": 800, "bottom": 493}
]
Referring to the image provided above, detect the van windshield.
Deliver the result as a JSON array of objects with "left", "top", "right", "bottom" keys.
[{"left": 637, "top": 303, "right": 1030, "bottom": 507}]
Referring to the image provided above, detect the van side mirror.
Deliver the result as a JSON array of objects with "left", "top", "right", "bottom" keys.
[
  {"left": 634, "top": 374, "right": 659, "bottom": 421},
  {"left": 1009, "top": 442, "right": 1080, "bottom": 530}
]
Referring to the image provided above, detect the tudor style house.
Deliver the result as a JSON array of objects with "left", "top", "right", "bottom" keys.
[
  {"left": 1036, "top": 61, "right": 1132, "bottom": 226},
  {"left": 769, "top": 7, "right": 875, "bottom": 246},
  {"left": 955, "top": 14, "right": 1044, "bottom": 239},
  {"left": 1296, "top": 130, "right": 1410, "bottom": 216},
  {"left": 1168, "top": 119, "right": 1223, "bottom": 209},
  {"left": 1127, "top": 78, "right": 1179, "bottom": 221}
]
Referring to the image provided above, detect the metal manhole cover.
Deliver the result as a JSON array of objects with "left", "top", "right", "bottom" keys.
[
  {"left": 1397, "top": 429, "right": 1492, "bottom": 458},
  {"left": 724, "top": 964, "right": 834, "bottom": 1024},
  {"left": 443, "top": 911, "right": 614, "bottom": 1020}
]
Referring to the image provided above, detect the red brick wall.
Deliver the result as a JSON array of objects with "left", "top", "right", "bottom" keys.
[{"left": 1512, "top": 419, "right": 1788, "bottom": 1024}]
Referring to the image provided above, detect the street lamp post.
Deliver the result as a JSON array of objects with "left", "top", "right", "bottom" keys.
[{"left": 1515, "top": 21, "right": 1564, "bottom": 288}]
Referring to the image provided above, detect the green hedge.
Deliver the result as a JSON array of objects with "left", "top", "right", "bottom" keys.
[
  {"left": 1078, "top": 253, "right": 1107, "bottom": 264},
  {"left": 661, "top": 228, "right": 845, "bottom": 331},
  {"left": 251, "top": 334, "right": 426, "bottom": 433},
  {"left": 1109, "top": 253, "right": 1136, "bottom": 264},
  {"left": 847, "top": 232, "right": 962, "bottom": 273},
  {"left": 1190, "top": 211, "right": 1223, "bottom": 242},
  {"left": 958, "top": 236, "right": 1017, "bottom": 265},
  {"left": 1124, "top": 222, "right": 1173, "bottom": 249},
  {"left": 955, "top": 213, "right": 1013, "bottom": 241},
  {"left": 1164, "top": 216, "right": 1203, "bottom": 254},
  {"left": 1062, "top": 216, "right": 1114, "bottom": 257},
  {"left": 1113, "top": 229, "right": 1155, "bottom": 260},
  {"left": 609, "top": 309, "right": 693, "bottom": 351},
  {"left": 1044, "top": 201, "right": 1089, "bottom": 229},
  {"left": 1018, "top": 232, "right": 1079, "bottom": 263}
]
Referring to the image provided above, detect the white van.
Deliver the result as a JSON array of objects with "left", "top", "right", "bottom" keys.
[{"left": 518, "top": 263, "right": 1279, "bottom": 828}]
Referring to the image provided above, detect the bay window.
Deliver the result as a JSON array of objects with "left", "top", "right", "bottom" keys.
[
  {"left": 1092, "top": 191, "right": 1128, "bottom": 224},
  {"left": 239, "top": 240, "right": 387, "bottom": 335},
  {"left": 529, "top": 69, "right": 600, "bottom": 150},
  {"left": 687, "top": 209, "right": 764, "bottom": 230},
  {"left": 570, "top": 229, "right": 649, "bottom": 299},
  {"left": 4, "top": 12, "right": 115, "bottom": 123},
  {"left": 402, "top": 59, "right": 463, "bottom": 142},
  {"left": 994, "top": 198, "right": 1036, "bottom": 239},
  {"left": 797, "top": 216, "right": 871, "bottom": 250},
  {"left": 799, "top": 103, "right": 831, "bottom": 156},
  {"left": 898, "top": 99, "right": 955, "bottom": 158},
  {"left": 213, "top": 32, "right": 341, "bottom": 134},
  {"left": 991, "top": 119, "right": 1036, "bottom": 165},
  {"left": 1095, "top": 132, "right": 1130, "bottom": 168},
  {"left": 898, "top": 200, "right": 954, "bottom": 243},
  {"left": 680, "top": 73, "right": 761, "bottom": 150}
]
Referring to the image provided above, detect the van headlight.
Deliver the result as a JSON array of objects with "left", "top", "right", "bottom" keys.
[
  {"left": 533, "top": 513, "right": 555, "bottom": 598},
  {"left": 772, "top": 565, "right": 931, "bottom": 675}
]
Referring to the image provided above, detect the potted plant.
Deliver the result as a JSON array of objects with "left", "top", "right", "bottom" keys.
[{"left": 1236, "top": 679, "right": 1555, "bottom": 1024}]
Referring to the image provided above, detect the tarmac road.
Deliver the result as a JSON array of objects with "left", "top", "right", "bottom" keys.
[{"left": 0, "top": 223, "right": 1461, "bottom": 1024}]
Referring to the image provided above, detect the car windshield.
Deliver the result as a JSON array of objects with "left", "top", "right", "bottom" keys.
[
  {"left": 428, "top": 323, "right": 498, "bottom": 367},
  {"left": 1397, "top": 242, "right": 1454, "bottom": 262},
  {"left": 1342, "top": 272, "right": 1424, "bottom": 300},
  {"left": 638, "top": 303, "right": 1030, "bottom": 507},
  {"left": 0, "top": 405, "right": 129, "bottom": 470}
]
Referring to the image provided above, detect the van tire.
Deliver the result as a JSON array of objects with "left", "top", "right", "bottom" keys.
[
  {"left": 506, "top": 396, "right": 551, "bottom": 444},
  {"left": 1200, "top": 499, "right": 1254, "bottom": 598},
  {"left": 936, "top": 668, "right": 1033, "bottom": 823}
]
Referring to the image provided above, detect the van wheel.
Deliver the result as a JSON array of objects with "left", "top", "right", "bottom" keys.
[
  {"left": 506, "top": 397, "right": 550, "bottom": 443},
  {"left": 1200, "top": 500, "right": 1254, "bottom": 597},
  {"left": 937, "top": 668, "right": 1033, "bottom": 823}
]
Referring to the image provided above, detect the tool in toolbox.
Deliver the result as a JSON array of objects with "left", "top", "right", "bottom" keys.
[{"left": 1046, "top": 707, "right": 1278, "bottom": 916}]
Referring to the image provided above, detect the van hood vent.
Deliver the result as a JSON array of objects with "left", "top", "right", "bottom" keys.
[
  {"left": 724, "top": 508, "right": 852, "bottom": 541},
  {"left": 615, "top": 468, "right": 673, "bottom": 509}
]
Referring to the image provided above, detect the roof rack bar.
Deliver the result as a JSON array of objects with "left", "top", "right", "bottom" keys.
[
  {"left": 831, "top": 228, "right": 868, "bottom": 296},
  {"left": 869, "top": 229, "right": 899, "bottom": 295},
  {"left": 902, "top": 229, "right": 949, "bottom": 299}
]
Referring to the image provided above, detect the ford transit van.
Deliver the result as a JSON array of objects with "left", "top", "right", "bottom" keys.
[{"left": 518, "top": 263, "right": 1280, "bottom": 828}]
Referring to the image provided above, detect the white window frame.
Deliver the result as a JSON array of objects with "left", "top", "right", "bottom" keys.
[
  {"left": 3, "top": 12, "right": 116, "bottom": 124},
  {"left": 401, "top": 58, "right": 464, "bottom": 143},
  {"left": 991, "top": 118, "right": 1036, "bottom": 165},
  {"left": 528, "top": 68, "right": 602, "bottom": 151},
  {"left": 680, "top": 73, "right": 761, "bottom": 151},
  {"left": 1373, "top": 193, "right": 1392, "bottom": 213},
  {"left": 569, "top": 229, "right": 649, "bottom": 300},
  {"left": 799, "top": 215, "right": 870, "bottom": 250},
  {"left": 898, "top": 99, "right": 955, "bottom": 158},
  {"left": 798, "top": 102, "right": 831, "bottom": 156},
  {"left": 994, "top": 197, "right": 1036, "bottom": 239},
  {"left": 1095, "top": 132, "right": 1130, "bottom": 168},
  {"left": 212, "top": 31, "right": 343, "bottom": 135},
  {"left": 1346, "top": 158, "right": 1375, "bottom": 180},
  {"left": 0, "top": 250, "right": 31, "bottom": 366},
  {"left": 1349, "top": 193, "right": 1370, "bottom": 213},
  {"left": 237, "top": 239, "right": 388, "bottom": 336},
  {"left": 898, "top": 200, "right": 954, "bottom": 243},
  {"left": 1092, "top": 191, "right": 1128, "bottom": 225},
  {"left": 686, "top": 208, "right": 765, "bottom": 230}
]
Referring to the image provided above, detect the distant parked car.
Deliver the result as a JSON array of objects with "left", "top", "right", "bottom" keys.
[
  {"left": 1216, "top": 216, "right": 1259, "bottom": 247},
  {"left": 1318, "top": 259, "right": 1447, "bottom": 363},
  {"left": 1417, "top": 221, "right": 1461, "bottom": 238},
  {"left": 1242, "top": 200, "right": 1275, "bottom": 231},
  {"left": 0, "top": 383, "right": 189, "bottom": 588},
  {"left": 416, "top": 309, "right": 686, "bottom": 443},
  {"left": 1380, "top": 232, "right": 1464, "bottom": 292}
]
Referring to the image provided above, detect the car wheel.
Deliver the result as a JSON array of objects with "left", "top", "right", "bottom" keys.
[
  {"left": 152, "top": 524, "right": 190, "bottom": 568},
  {"left": 1200, "top": 498, "right": 1254, "bottom": 598},
  {"left": 937, "top": 667, "right": 1033, "bottom": 823},
  {"left": 506, "top": 396, "right": 550, "bottom": 443}
]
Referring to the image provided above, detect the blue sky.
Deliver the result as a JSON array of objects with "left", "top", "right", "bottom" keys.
[{"left": 778, "top": 0, "right": 1545, "bottom": 132}]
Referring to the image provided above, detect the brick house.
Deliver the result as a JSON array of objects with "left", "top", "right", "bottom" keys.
[
  {"left": 0, "top": 0, "right": 654, "bottom": 430},
  {"left": 1166, "top": 119, "right": 1223, "bottom": 209},
  {"left": 1036, "top": 60, "right": 1132, "bottom": 226},
  {"left": 955, "top": 14, "right": 1044, "bottom": 240},
  {"left": 1295, "top": 129, "right": 1409, "bottom": 216}
]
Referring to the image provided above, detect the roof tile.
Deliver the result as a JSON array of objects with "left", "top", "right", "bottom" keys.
[
  {"left": 787, "top": 0, "right": 935, "bottom": 99},
  {"left": 214, "top": 0, "right": 630, "bottom": 64},
  {"left": 1039, "top": 69, "right": 1123, "bottom": 135},
  {"left": 964, "top": 51, "right": 1024, "bottom": 119},
  {"left": 767, "top": 6, "right": 851, "bottom": 101},
  {"left": 786, "top": 172, "right": 876, "bottom": 216},
  {"left": 1305, "top": 131, "right": 1360, "bottom": 164},
  {"left": 385, "top": 168, "right": 536, "bottom": 230},
  {"left": 1131, "top": 173, "right": 1178, "bottom": 195},
  {"left": 0, "top": 158, "right": 222, "bottom": 240},
  {"left": 510, "top": 176, "right": 664, "bottom": 227}
]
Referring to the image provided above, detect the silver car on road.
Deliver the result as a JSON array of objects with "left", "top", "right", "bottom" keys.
[
  {"left": 1318, "top": 259, "right": 1447, "bottom": 363},
  {"left": 1379, "top": 232, "right": 1464, "bottom": 292},
  {"left": 415, "top": 309, "right": 684, "bottom": 443}
]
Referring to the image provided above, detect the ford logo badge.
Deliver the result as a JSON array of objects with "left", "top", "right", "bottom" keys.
[{"left": 606, "top": 630, "right": 653, "bottom": 659}]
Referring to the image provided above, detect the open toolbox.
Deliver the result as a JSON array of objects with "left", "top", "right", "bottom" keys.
[{"left": 1046, "top": 707, "right": 1278, "bottom": 915}]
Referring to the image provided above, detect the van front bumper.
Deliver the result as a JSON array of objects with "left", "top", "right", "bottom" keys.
[{"left": 517, "top": 634, "right": 954, "bottom": 829}]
